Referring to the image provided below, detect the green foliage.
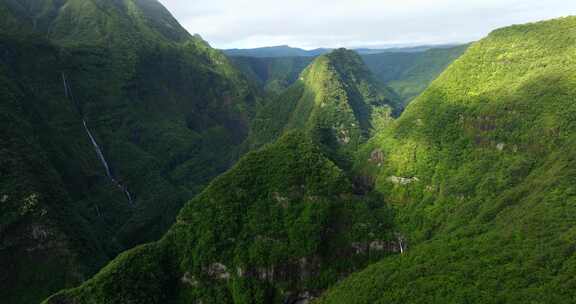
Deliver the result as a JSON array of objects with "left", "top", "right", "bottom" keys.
[
  {"left": 0, "top": 1, "right": 257, "bottom": 303},
  {"left": 227, "top": 46, "right": 465, "bottom": 107},
  {"left": 44, "top": 132, "right": 396, "bottom": 304},
  {"left": 249, "top": 49, "right": 399, "bottom": 169},
  {"left": 362, "top": 44, "right": 468, "bottom": 105},
  {"left": 229, "top": 56, "right": 314, "bottom": 93},
  {"left": 45, "top": 243, "right": 178, "bottom": 304},
  {"left": 318, "top": 16, "right": 576, "bottom": 304}
]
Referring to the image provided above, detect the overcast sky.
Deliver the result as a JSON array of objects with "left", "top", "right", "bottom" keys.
[{"left": 158, "top": 0, "right": 576, "bottom": 49}]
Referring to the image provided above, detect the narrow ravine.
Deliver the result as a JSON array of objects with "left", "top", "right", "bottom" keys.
[{"left": 62, "top": 73, "right": 134, "bottom": 206}]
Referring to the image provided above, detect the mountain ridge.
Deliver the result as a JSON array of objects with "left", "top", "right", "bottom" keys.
[
  {"left": 317, "top": 15, "right": 576, "bottom": 304},
  {"left": 0, "top": 1, "right": 258, "bottom": 303},
  {"left": 223, "top": 44, "right": 464, "bottom": 58}
]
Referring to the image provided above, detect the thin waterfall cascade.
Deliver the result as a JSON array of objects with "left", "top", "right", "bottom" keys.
[
  {"left": 62, "top": 73, "right": 134, "bottom": 206},
  {"left": 82, "top": 119, "right": 115, "bottom": 181}
]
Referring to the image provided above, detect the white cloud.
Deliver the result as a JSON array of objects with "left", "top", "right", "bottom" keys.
[{"left": 158, "top": 0, "right": 576, "bottom": 49}]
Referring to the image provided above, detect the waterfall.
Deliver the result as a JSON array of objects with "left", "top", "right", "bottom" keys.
[
  {"left": 62, "top": 73, "right": 134, "bottom": 206},
  {"left": 395, "top": 233, "right": 406, "bottom": 254},
  {"left": 62, "top": 73, "right": 70, "bottom": 99},
  {"left": 82, "top": 119, "right": 115, "bottom": 181}
]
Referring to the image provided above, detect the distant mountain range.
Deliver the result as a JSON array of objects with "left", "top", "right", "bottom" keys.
[
  {"left": 223, "top": 44, "right": 463, "bottom": 57},
  {"left": 227, "top": 44, "right": 468, "bottom": 104}
]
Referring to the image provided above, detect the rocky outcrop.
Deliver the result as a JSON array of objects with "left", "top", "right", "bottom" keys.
[
  {"left": 206, "top": 263, "right": 230, "bottom": 280},
  {"left": 350, "top": 236, "right": 407, "bottom": 255},
  {"left": 369, "top": 149, "right": 385, "bottom": 165},
  {"left": 387, "top": 176, "right": 420, "bottom": 185}
]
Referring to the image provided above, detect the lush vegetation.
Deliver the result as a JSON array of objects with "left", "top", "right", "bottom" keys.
[
  {"left": 224, "top": 45, "right": 330, "bottom": 58},
  {"left": 228, "top": 45, "right": 466, "bottom": 106},
  {"left": 361, "top": 44, "right": 468, "bottom": 104},
  {"left": 4, "top": 1, "right": 576, "bottom": 303},
  {"left": 229, "top": 56, "right": 314, "bottom": 93},
  {"left": 44, "top": 132, "right": 396, "bottom": 304},
  {"left": 317, "top": 16, "right": 576, "bottom": 304},
  {"left": 40, "top": 44, "right": 403, "bottom": 304},
  {"left": 248, "top": 49, "right": 399, "bottom": 169},
  {"left": 0, "top": 0, "right": 257, "bottom": 303}
]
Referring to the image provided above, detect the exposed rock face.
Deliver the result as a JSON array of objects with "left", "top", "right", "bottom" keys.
[
  {"left": 387, "top": 176, "right": 420, "bottom": 185},
  {"left": 351, "top": 237, "right": 407, "bottom": 255},
  {"left": 337, "top": 127, "right": 351, "bottom": 145},
  {"left": 181, "top": 272, "right": 199, "bottom": 287},
  {"left": 30, "top": 224, "right": 49, "bottom": 242},
  {"left": 369, "top": 149, "right": 385, "bottom": 165},
  {"left": 206, "top": 263, "right": 230, "bottom": 280},
  {"left": 285, "top": 291, "right": 316, "bottom": 304}
]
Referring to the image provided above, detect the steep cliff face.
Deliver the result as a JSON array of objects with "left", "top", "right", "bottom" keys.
[
  {"left": 0, "top": 0, "right": 257, "bottom": 302},
  {"left": 317, "top": 16, "right": 576, "bottom": 304},
  {"left": 43, "top": 132, "right": 398, "bottom": 304},
  {"left": 249, "top": 49, "right": 399, "bottom": 168}
]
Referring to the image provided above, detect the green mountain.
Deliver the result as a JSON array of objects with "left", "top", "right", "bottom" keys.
[
  {"left": 40, "top": 47, "right": 402, "bottom": 304},
  {"left": 362, "top": 44, "right": 468, "bottom": 104},
  {"left": 229, "top": 56, "right": 314, "bottom": 93},
  {"left": 317, "top": 16, "right": 576, "bottom": 303},
  {"left": 223, "top": 44, "right": 461, "bottom": 58},
  {"left": 44, "top": 132, "right": 397, "bottom": 304},
  {"left": 0, "top": 0, "right": 256, "bottom": 302},
  {"left": 224, "top": 45, "right": 331, "bottom": 58},
  {"left": 248, "top": 49, "right": 400, "bottom": 167},
  {"left": 5, "top": 1, "right": 576, "bottom": 303},
  {"left": 227, "top": 46, "right": 466, "bottom": 103}
]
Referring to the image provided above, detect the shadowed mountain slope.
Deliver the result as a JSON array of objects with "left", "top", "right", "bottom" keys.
[{"left": 0, "top": 0, "right": 257, "bottom": 302}]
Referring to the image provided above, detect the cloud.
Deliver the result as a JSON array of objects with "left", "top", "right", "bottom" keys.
[{"left": 158, "top": 0, "right": 576, "bottom": 49}]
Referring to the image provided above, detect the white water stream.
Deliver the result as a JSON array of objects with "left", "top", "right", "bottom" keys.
[{"left": 62, "top": 73, "right": 134, "bottom": 206}]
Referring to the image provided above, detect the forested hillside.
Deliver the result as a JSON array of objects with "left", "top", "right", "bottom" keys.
[
  {"left": 228, "top": 45, "right": 466, "bottom": 104},
  {"left": 0, "top": 0, "right": 256, "bottom": 303},
  {"left": 318, "top": 16, "right": 576, "bottom": 304},
  {"left": 362, "top": 44, "right": 468, "bottom": 104},
  {"left": 39, "top": 45, "right": 402, "bottom": 304},
  {"left": 44, "top": 132, "right": 398, "bottom": 304},
  {"left": 3, "top": 1, "right": 575, "bottom": 303},
  {"left": 229, "top": 56, "right": 314, "bottom": 93},
  {"left": 248, "top": 49, "right": 399, "bottom": 168}
]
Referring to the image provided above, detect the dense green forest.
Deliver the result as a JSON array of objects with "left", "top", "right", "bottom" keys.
[
  {"left": 318, "top": 16, "right": 576, "bottom": 304},
  {"left": 362, "top": 44, "right": 468, "bottom": 104},
  {"left": 229, "top": 56, "right": 314, "bottom": 93},
  {"left": 224, "top": 45, "right": 330, "bottom": 58},
  {"left": 43, "top": 131, "right": 400, "bottom": 303},
  {"left": 247, "top": 49, "right": 400, "bottom": 159},
  {"left": 228, "top": 45, "right": 466, "bottom": 103},
  {"left": 0, "top": 0, "right": 257, "bottom": 302},
  {"left": 42, "top": 45, "right": 402, "bottom": 304},
  {"left": 2, "top": 1, "right": 576, "bottom": 304}
]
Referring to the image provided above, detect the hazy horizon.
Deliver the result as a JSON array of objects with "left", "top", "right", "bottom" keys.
[{"left": 158, "top": 0, "right": 576, "bottom": 49}]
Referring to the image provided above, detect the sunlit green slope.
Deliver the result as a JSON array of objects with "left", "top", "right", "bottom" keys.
[
  {"left": 317, "top": 16, "right": 576, "bottom": 304},
  {"left": 227, "top": 46, "right": 466, "bottom": 104},
  {"left": 249, "top": 49, "right": 400, "bottom": 167}
]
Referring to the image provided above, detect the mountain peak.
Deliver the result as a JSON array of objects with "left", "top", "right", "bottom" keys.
[{"left": 0, "top": 0, "right": 193, "bottom": 45}]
